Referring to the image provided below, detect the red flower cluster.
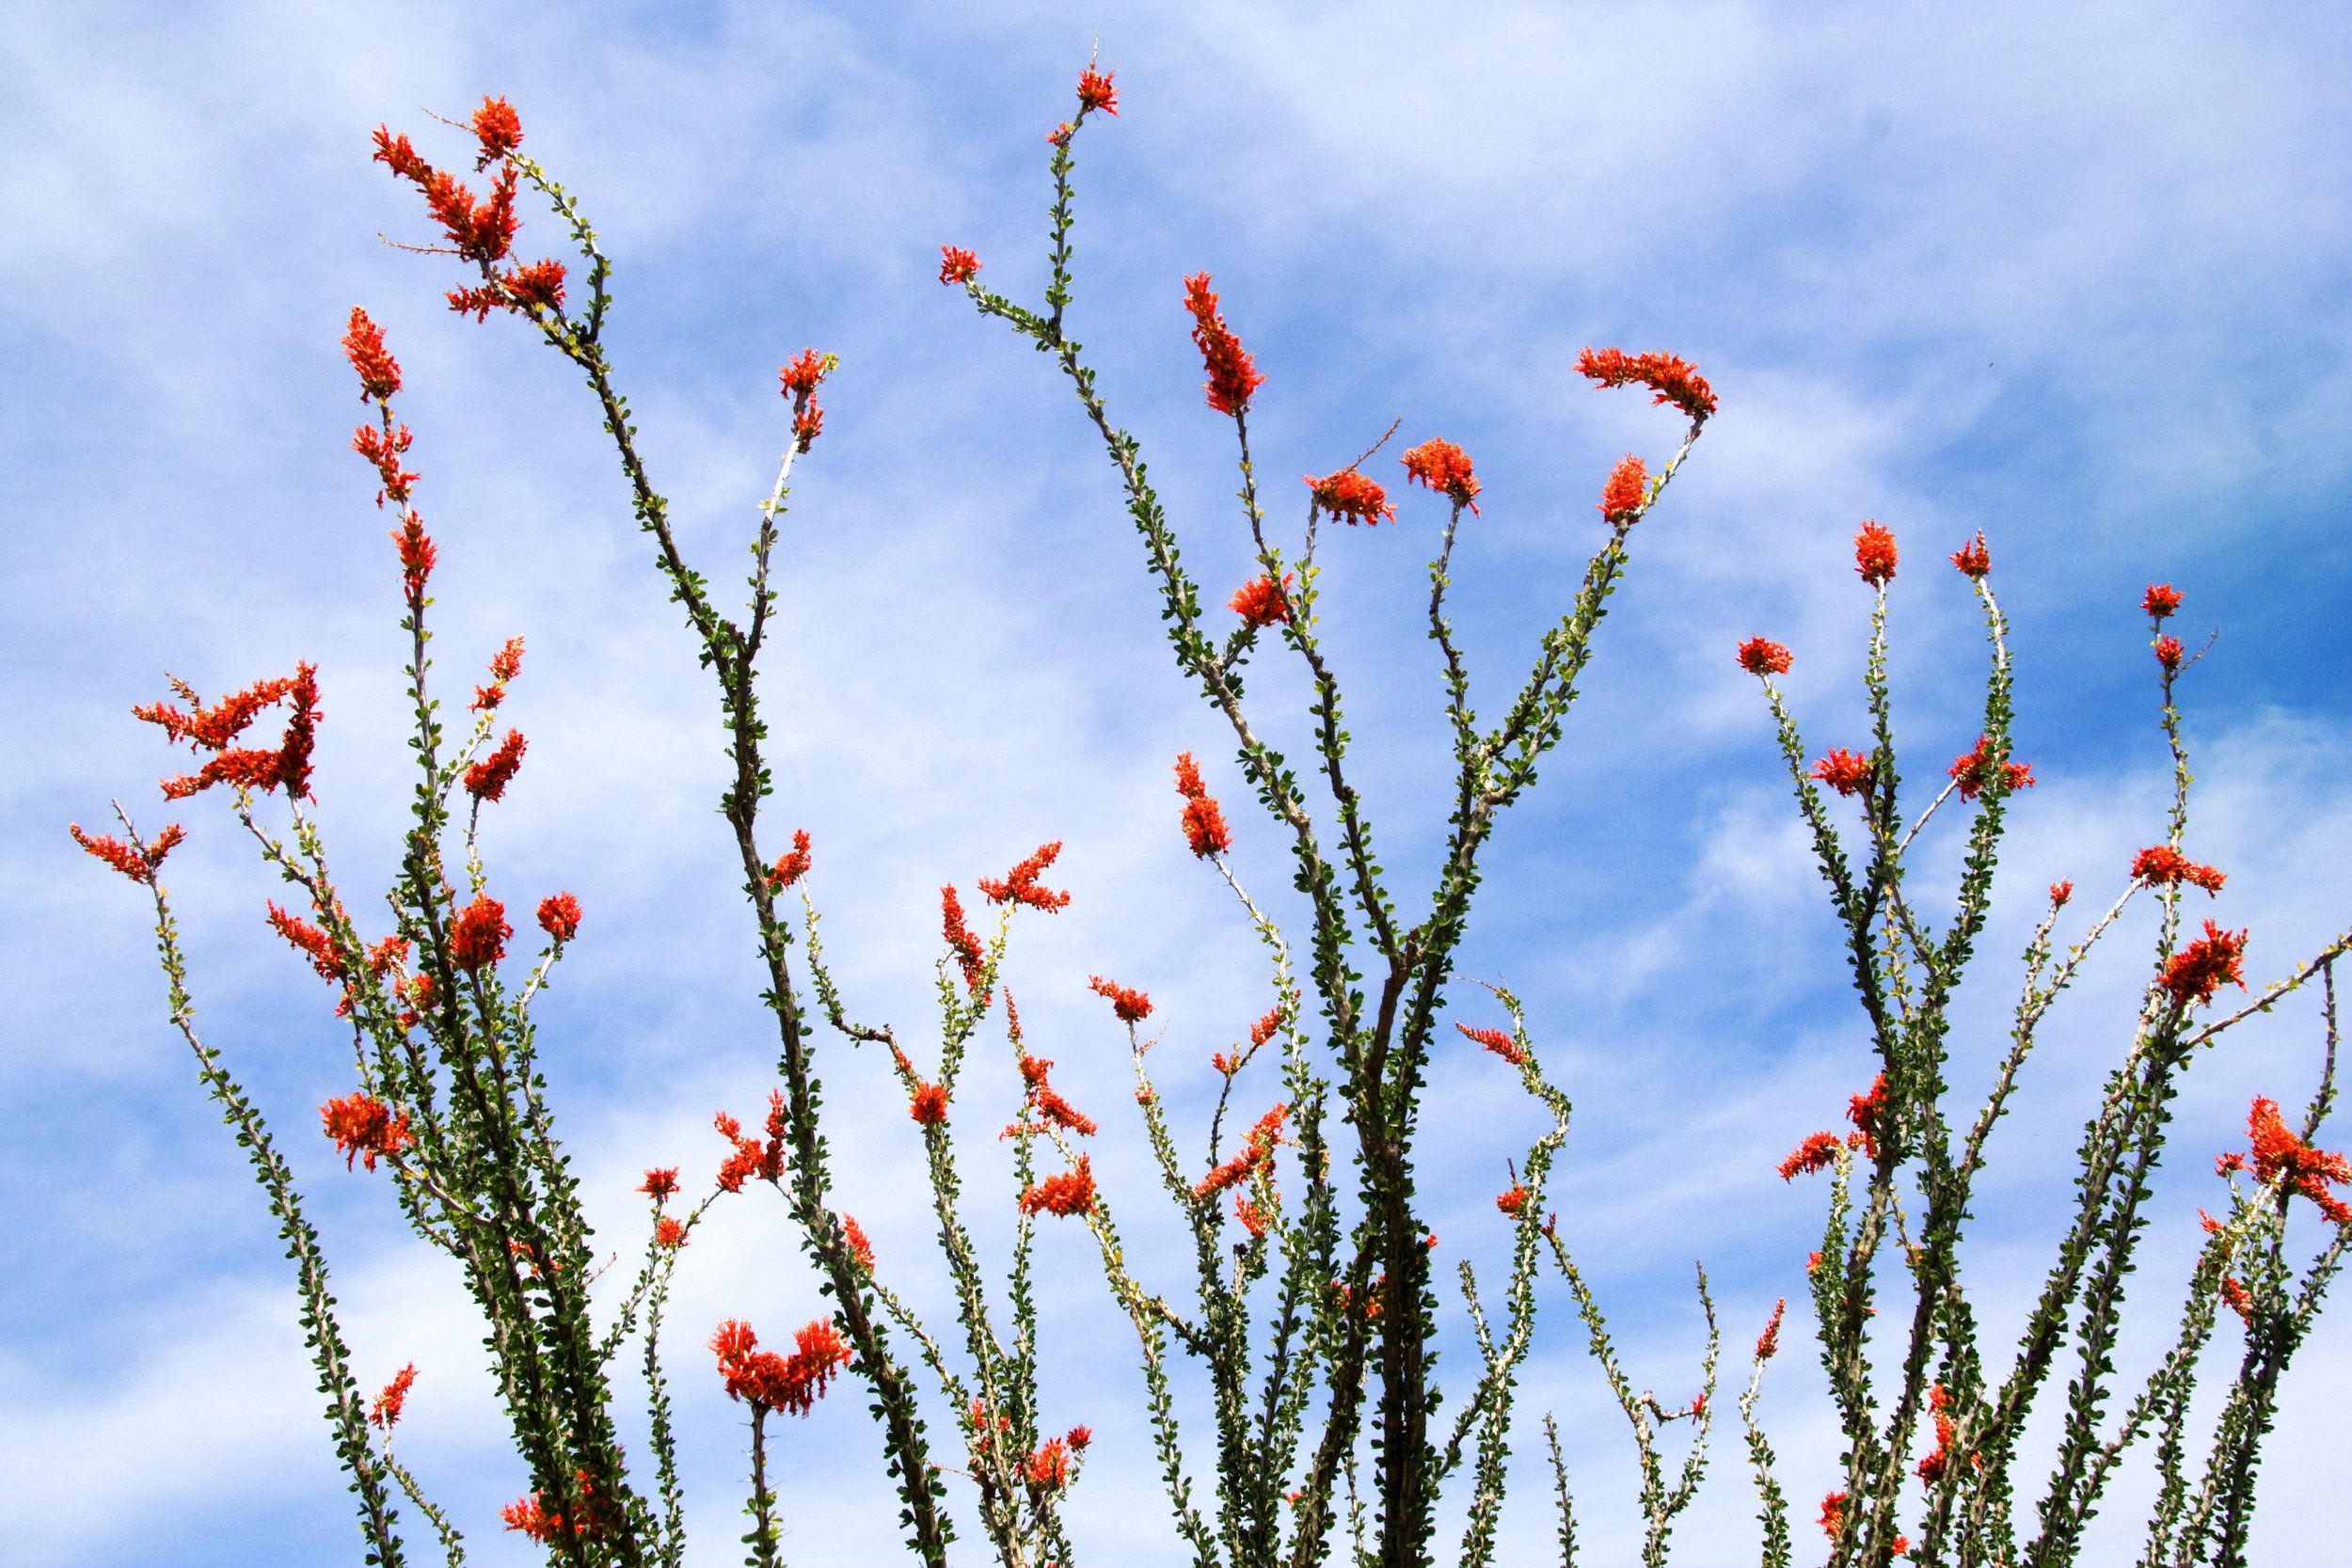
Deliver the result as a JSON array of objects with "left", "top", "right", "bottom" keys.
[
  {"left": 501, "top": 1473, "right": 600, "bottom": 1545},
  {"left": 710, "top": 1317, "right": 852, "bottom": 1416},
  {"left": 2243, "top": 1096, "right": 2352, "bottom": 1224},
  {"left": 351, "top": 420, "right": 420, "bottom": 507},
  {"left": 1854, "top": 521, "right": 1899, "bottom": 586},
  {"left": 1575, "top": 345, "right": 1718, "bottom": 422},
  {"left": 942, "top": 885, "right": 988, "bottom": 998},
  {"left": 2131, "top": 846, "right": 2226, "bottom": 894},
  {"left": 1250, "top": 1005, "right": 1283, "bottom": 1048},
  {"left": 1597, "top": 453, "right": 1647, "bottom": 521},
  {"left": 267, "top": 901, "right": 344, "bottom": 981},
  {"left": 141, "top": 665, "right": 323, "bottom": 802},
  {"left": 1811, "top": 748, "right": 1872, "bottom": 798},
  {"left": 910, "top": 1081, "right": 948, "bottom": 1126},
  {"left": 1457, "top": 1022, "right": 1525, "bottom": 1066},
  {"left": 464, "top": 728, "right": 528, "bottom": 802},
  {"left": 1304, "top": 467, "right": 1396, "bottom": 525},
  {"left": 1755, "top": 1297, "right": 1787, "bottom": 1362},
  {"left": 1229, "top": 573, "right": 1294, "bottom": 626},
  {"left": 640, "top": 1167, "right": 680, "bottom": 1203},
  {"left": 341, "top": 307, "right": 402, "bottom": 404},
  {"left": 1089, "top": 974, "right": 1152, "bottom": 1023},
  {"left": 1947, "top": 735, "right": 2034, "bottom": 801},
  {"left": 2161, "top": 919, "right": 2248, "bottom": 1006},
  {"left": 714, "top": 1096, "right": 788, "bottom": 1192},
  {"left": 1777, "top": 1130, "right": 1843, "bottom": 1182},
  {"left": 767, "top": 829, "right": 814, "bottom": 892},
  {"left": 1020, "top": 1156, "right": 1098, "bottom": 1217},
  {"left": 450, "top": 894, "right": 512, "bottom": 971},
  {"left": 655, "top": 1216, "right": 688, "bottom": 1249},
  {"left": 1847, "top": 1072, "right": 1893, "bottom": 1162},
  {"left": 471, "top": 96, "right": 523, "bottom": 166},
  {"left": 939, "top": 245, "right": 981, "bottom": 285},
  {"left": 69, "top": 822, "right": 184, "bottom": 885},
  {"left": 2154, "top": 634, "right": 2185, "bottom": 674},
  {"left": 1736, "top": 637, "right": 1792, "bottom": 676},
  {"left": 1496, "top": 1184, "right": 1529, "bottom": 1216},
  {"left": 842, "top": 1214, "right": 876, "bottom": 1272},
  {"left": 1915, "top": 1383, "right": 1978, "bottom": 1484},
  {"left": 1949, "top": 532, "right": 1992, "bottom": 578},
  {"left": 321, "top": 1093, "right": 413, "bottom": 1172},
  {"left": 2050, "top": 880, "right": 2074, "bottom": 908},
  {"left": 370, "top": 1364, "right": 418, "bottom": 1431},
  {"left": 1173, "top": 752, "right": 1232, "bottom": 858},
  {"left": 1235, "top": 1195, "right": 1270, "bottom": 1237},
  {"left": 777, "top": 347, "right": 834, "bottom": 452},
  {"left": 537, "top": 892, "right": 581, "bottom": 943},
  {"left": 2143, "top": 583, "right": 2184, "bottom": 620},
  {"left": 1400, "top": 436, "right": 1480, "bottom": 513},
  {"left": 979, "top": 841, "right": 1072, "bottom": 911},
  {"left": 1007, "top": 1053, "right": 1098, "bottom": 1139},
  {"left": 1194, "top": 1103, "right": 1289, "bottom": 1201},
  {"left": 392, "top": 515, "right": 437, "bottom": 601},
  {"left": 2219, "top": 1275, "right": 2254, "bottom": 1323},
  {"left": 1817, "top": 1492, "right": 1906, "bottom": 1557},
  {"left": 1182, "top": 273, "right": 1265, "bottom": 417},
  {"left": 1076, "top": 66, "right": 1119, "bottom": 116}
]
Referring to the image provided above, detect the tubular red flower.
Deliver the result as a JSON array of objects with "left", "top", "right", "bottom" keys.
[
  {"left": 1182, "top": 272, "right": 1265, "bottom": 417},
  {"left": 767, "top": 829, "right": 814, "bottom": 891},
  {"left": 1229, "top": 573, "right": 1295, "bottom": 626},
  {"left": 486, "top": 635, "right": 524, "bottom": 684},
  {"left": 1854, "top": 521, "right": 1899, "bottom": 586},
  {"left": 370, "top": 1364, "right": 417, "bottom": 1430},
  {"left": 1947, "top": 734, "right": 2034, "bottom": 801},
  {"left": 1575, "top": 345, "right": 1718, "bottom": 421},
  {"left": 1949, "top": 532, "right": 1991, "bottom": 578},
  {"left": 2219, "top": 1275, "right": 2254, "bottom": 1323},
  {"left": 939, "top": 245, "right": 981, "bottom": 285},
  {"left": 1089, "top": 974, "right": 1152, "bottom": 1023},
  {"left": 471, "top": 96, "right": 523, "bottom": 166},
  {"left": 2131, "top": 846, "right": 2226, "bottom": 894},
  {"left": 321, "top": 1093, "right": 413, "bottom": 1172},
  {"left": 537, "top": 892, "right": 581, "bottom": 943},
  {"left": 655, "top": 1216, "right": 688, "bottom": 1248},
  {"left": 2144, "top": 583, "right": 2184, "bottom": 620},
  {"left": 1173, "top": 752, "right": 1232, "bottom": 857},
  {"left": 69, "top": 822, "right": 184, "bottom": 884},
  {"left": 1496, "top": 1185, "right": 1529, "bottom": 1215},
  {"left": 1076, "top": 66, "right": 1120, "bottom": 116},
  {"left": 152, "top": 664, "right": 322, "bottom": 802},
  {"left": 1250, "top": 1006, "right": 1283, "bottom": 1048},
  {"left": 1756, "top": 1297, "right": 1787, "bottom": 1361},
  {"left": 2244, "top": 1097, "right": 2352, "bottom": 1224},
  {"left": 465, "top": 729, "right": 528, "bottom": 802},
  {"left": 1235, "top": 1195, "right": 1269, "bottom": 1237},
  {"left": 449, "top": 894, "right": 512, "bottom": 971},
  {"left": 2161, "top": 919, "right": 2248, "bottom": 1006},
  {"left": 640, "top": 1167, "right": 680, "bottom": 1203},
  {"left": 1400, "top": 437, "right": 1481, "bottom": 513},
  {"left": 1778, "top": 1130, "right": 1843, "bottom": 1181},
  {"left": 1597, "top": 453, "right": 1647, "bottom": 521},
  {"left": 911, "top": 1082, "right": 948, "bottom": 1126},
  {"left": 713, "top": 1099, "right": 787, "bottom": 1193},
  {"left": 710, "top": 1318, "right": 850, "bottom": 1416},
  {"left": 2155, "top": 634, "right": 2185, "bottom": 673},
  {"left": 1020, "top": 1156, "right": 1098, "bottom": 1217},
  {"left": 2050, "top": 880, "right": 2074, "bottom": 907},
  {"left": 342, "top": 307, "right": 403, "bottom": 404},
  {"left": 1736, "top": 637, "right": 1792, "bottom": 676},
  {"left": 978, "top": 841, "right": 1072, "bottom": 911},
  {"left": 1303, "top": 467, "right": 1396, "bottom": 525},
  {"left": 1811, "top": 749, "right": 1872, "bottom": 798}
]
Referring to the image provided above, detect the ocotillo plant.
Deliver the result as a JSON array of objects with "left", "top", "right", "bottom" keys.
[{"left": 72, "top": 63, "right": 2351, "bottom": 1568}]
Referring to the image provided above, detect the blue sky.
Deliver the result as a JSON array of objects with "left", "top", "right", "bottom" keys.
[{"left": 6, "top": 3, "right": 2351, "bottom": 1564}]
